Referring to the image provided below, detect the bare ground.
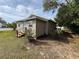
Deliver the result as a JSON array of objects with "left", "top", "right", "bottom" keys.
[{"left": 24, "top": 34, "right": 79, "bottom": 59}]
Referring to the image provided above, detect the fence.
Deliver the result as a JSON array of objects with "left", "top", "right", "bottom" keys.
[{"left": 0, "top": 28, "right": 13, "bottom": 31}]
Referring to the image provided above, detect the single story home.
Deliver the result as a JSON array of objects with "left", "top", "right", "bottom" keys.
[
  {"left": 16, "top": 15, "right": 56, "bottom": 39},
  {"left": 0, "top": 18, "right": 6, "bottom": 28}
]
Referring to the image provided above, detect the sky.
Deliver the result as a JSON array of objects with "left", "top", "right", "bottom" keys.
[{"left": 0, "top": 0, "right": 59, "bottom": 23}]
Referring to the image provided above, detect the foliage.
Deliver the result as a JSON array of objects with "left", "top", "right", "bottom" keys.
[
  {"left": 6, "top": 23, "right": 16, "bottom": 30},
  {"left": 69, "top": 23, "right": 79, "bottom": 34},
  {"left": 43, "top": 0, "right": 79, "bottom": 26},
  {"left": 55, "top": 5, "right": 73, "bottom": 26},
  {"left": 43, "top": 0, "right": 58, "bottom": 11},
  {"left": 26, "top": 29, "right": 33, "bottom": 36},
  {"left": 43, "top": 0, "right": 79, "bottom": 33},
  {"left": 25, "top": 28, "right": 34, "bottom": 40}
]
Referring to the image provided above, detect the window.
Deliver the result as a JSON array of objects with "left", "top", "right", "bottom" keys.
[
  {"left": 18, "top": 24, "right": 20, "bottom": 27},
  {"left": 29, "top": 24, "right": 32, "bottom": 27},
  {"left": 28, "top": 21, "right": 33, "bottom": 27}
]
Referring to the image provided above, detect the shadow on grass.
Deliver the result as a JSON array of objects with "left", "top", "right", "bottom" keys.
[
  {"left": 24, "top": 32, "right": 74, "bottom": 47},
  {"left": 37, "top": 32, "right": 73, "bottom": 44},
  {"left": 28, "top": 39, "right": 49, "bottom": 46}
]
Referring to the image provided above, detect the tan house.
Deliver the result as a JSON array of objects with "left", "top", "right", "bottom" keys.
[{"left": 16, "top": 15, "right": 56, "bottom": 39}]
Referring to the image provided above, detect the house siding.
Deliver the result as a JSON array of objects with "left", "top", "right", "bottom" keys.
[
  {"left": 0, "top": 23, "right": 2, "bottom": 28},
  {"left": 16, "top": 19, "right": 56, "bottom": 38},
  {"left": 36, "top": 19, "right": 47, "bottom": 38},
  {"left": 16, "top": 15, "right": 56, "bottom": 39},
  {"left": 48, "top": 20, "right": 56, "bottom": 35},
  {"left": 28, "top": 20, "right": 36, "bottom": 38},
  {"left": 16, "top": 20, "right": 36, "bottom": 38}
]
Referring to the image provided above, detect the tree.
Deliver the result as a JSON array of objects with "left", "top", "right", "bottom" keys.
[
  {"left": 43, "top": 0, "right": 79, "bottom": 27},
  {"left": 6, "top": 23, "right": 16, "bottom": 30}
]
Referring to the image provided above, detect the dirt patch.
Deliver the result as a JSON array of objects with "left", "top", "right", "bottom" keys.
[{"left": 23, "top": 35, "right": 79, "bottom": 59}]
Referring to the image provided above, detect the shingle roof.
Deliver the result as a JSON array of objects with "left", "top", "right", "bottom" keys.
[{"left": 17, "top": 15, "right": 48, "bottom": 22}]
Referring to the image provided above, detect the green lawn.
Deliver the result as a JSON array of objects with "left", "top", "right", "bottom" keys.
[
  {"left": 0, "top": 31, "right": 28, "bottom": 59},
  {"left": 0, "top": 31, "right": 79, "bottom": 59},
  {"left": 0, "top": 31, "right": 52, "bottom": 59}
]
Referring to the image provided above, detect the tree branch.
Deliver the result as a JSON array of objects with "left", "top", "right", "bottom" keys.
[{"left": 65, "top": 0, "right": 73, "bottom": 7}]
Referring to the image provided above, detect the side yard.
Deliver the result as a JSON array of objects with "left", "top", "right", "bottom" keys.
[
  {"left": 0, "top": 31, "right": 79, "bottom": 59},
  {"left": 0, "top": 28, "right": 13, "bottom": 31},
  {"left": 0, "top": 31, "right": 26, "bottom": 59}
]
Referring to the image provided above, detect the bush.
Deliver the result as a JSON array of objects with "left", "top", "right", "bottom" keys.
[
  {"left": 6, "top": 23, "right": 16, "bottom": 30},
  {"left": 25, "top": 28, "right": 35, "bottom": 42},
  {"left": 69, "top": 24, "right": 79, "bottom": 34}
]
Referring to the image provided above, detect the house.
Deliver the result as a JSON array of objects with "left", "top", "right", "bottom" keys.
[
  {"left": 0, "top": 18, "right": 6, "bottom": 28},
  {"left": 16, "top": 15, "right": 56, "bottom": 39},
  {"left": 0, "top": 23, "right": 3, "bottom": 28}
]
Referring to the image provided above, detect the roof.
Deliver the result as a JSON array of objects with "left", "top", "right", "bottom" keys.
[
  {"left": 0, "top": 18, "right": 6, "bottom": 24},
  {"left": 17, "top": 15, "right": 48, "bottom": 22},
  {"left": 48, "top": 20, "right": 56, "bottom": 24}
]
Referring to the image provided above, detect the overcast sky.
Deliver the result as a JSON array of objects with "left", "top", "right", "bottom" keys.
[{"left": 0, "top": 0, "right": 60, "bottom": 23}]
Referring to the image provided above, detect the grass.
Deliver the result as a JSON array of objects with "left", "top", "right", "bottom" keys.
[
  {"left": 0, "top": 31, "right": 79, "bottom": 59},
  {"left": 0, "top": 31, "right": 27, "bottom": 59},
  {"left": 0, "top": 31, "right": 52, "bottom": 59}
]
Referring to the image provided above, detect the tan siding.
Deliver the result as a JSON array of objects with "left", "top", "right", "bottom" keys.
[
  {"left": 16, "top": 20, "right": 37, "bottom": 38},
  {"left": 36, "top": 20, "right": 47, "bottom": 37},
  {"left": 31, "top": 20, "right": 36, "bottom": 38},
  {"left": 16, "top": 18, "right": 56, "bottom": 39},
  {"left": 48, "top": 21, "right": 56, "bottom": 35},
  {"left": 24, "top": 20, "right": 36, "bottom": 38}
]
